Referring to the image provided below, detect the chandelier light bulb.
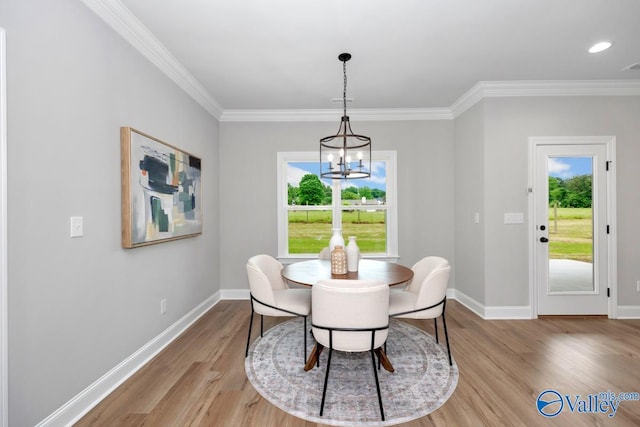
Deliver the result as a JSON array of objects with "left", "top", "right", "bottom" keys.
[{"left": 327, "top": 153, "right": 334, "bottom": 162}]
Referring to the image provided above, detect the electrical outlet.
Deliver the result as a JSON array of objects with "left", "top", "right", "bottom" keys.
[
  {"left": 160, "top": 299, "right": 167, "bottom": 315},
  {"left": 637, "top": 281, "right": 640, "bottom": 293}
]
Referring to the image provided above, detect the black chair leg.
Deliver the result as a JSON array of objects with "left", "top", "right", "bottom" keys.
[
  {"left": 319, "top": 348, "right": 333, "bottom": 416},
  {"left": 434, "top": 318, "right": 439, "bottom": 343},
  {"left": 245, "top": 308, "right": 254, "bottom": 357},
  {"left": 441, "top": 313, "right": 452, "bottom": 366},
  {"left": 260, "top": 315, "right": 264, "bottom": 337},
  {"left": 309, "top": 329, "right": 320, "bottom": 368},
  {"left": 370, "top": 349, "right": 385, "bottom": 421},
  {"left": 303, "top": 316, "right": 308, "bottom": 364}
]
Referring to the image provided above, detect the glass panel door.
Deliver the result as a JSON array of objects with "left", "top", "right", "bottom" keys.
[
  {"left": 547, "top": 156, "right": 594, "bottom": 293},
  {"left": 534, "top": 140, "right": 610, "bottom": 315}
]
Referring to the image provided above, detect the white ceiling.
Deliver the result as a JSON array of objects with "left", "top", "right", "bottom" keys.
[{"left": 114, "top": 0, "right": 640, "bottom": 112}]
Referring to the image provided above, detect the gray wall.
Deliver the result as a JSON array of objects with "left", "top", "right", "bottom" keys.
[
  {"left": 454, "top": 102, "right": 486, "bottom": 304},
  {"left": 481, "top": 96, "right": 640, "bottom": 307},
  {"left": 219, "top": 120, "right": 456, "bottom": 289},
  {"left": 453, "top": 95, "right": 640, "bottom": 308},
  {"left": 1, "top": 0, "right": 220, "bottom": 425}
]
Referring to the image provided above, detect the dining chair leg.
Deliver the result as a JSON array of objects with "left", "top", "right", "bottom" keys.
[
  {"left": 303, "top": 316, "right": 308, "bottom": 363},
  {"left": 434, "top": 318, "right": 439, "bottom": 343},
  {"left": 374, "top": 347, "right": 395, "bottom": 373},
  {"left": 304, "top": 344, "right": 324, "bottom": 371},
  {"left": 370, "top": 349, "right": 385, "bottom": 421},
  {"left": 441, "top": 312, "right": 452, "bottom": 366},
  {"left": 380, "top": 342, "right": 387, "bottom": 370},
  {"left": 319, "top": 347, "right": 334, "bottom": 416},
  {"left": 260, "top": 315, "right": 264, "bottom": 337},
  {"left": 245, "top": 308, "right": 254, "bottom": 357}
]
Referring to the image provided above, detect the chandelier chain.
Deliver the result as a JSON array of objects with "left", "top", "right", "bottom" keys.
[{"left": 342, "top": 60, "right": 348, "bottom": 117}]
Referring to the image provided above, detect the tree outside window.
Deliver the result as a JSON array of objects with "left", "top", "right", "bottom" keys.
[{"left": 277, "top": 151, "right": 398, "bottom": 260}]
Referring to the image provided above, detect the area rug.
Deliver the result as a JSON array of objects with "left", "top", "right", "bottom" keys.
[{"left": 245, "top": 318, "right": 458, "bottom": 426}]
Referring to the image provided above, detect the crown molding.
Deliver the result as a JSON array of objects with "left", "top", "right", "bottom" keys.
[
  {"left": 81, "top": 1, "right": 640, "bottom": 123},
  {"left": 450, "top": 80, "right": 640, "bottom": 118},
  {"left": 225, "top": 79, "right": 640, "bottom": 122},
  {"left": 80, "top": 0, "right": 223, "bottom": 119},
  {"left": 220, "top": 108, "right": 453, "bottom": 122}
]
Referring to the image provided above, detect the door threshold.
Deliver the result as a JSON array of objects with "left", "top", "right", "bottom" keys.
[{"left": 538, "top": 314, "right": 607, "bottom": 319}]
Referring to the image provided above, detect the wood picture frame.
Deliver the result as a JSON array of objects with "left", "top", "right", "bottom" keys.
[{"left": 121, "top": 127, "right": 202, "bottom": 248}]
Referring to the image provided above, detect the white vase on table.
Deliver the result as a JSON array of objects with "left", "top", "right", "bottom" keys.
[
  {"left": 329, "top": 228, "right": 345, "bottom": 253},
  {"left": 346, "top": 236, "right": 360, "bottom": 272}
]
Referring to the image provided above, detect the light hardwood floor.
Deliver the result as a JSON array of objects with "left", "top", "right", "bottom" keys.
[{"left": 76, "top": 300, "right": 640, "bottom": 426}]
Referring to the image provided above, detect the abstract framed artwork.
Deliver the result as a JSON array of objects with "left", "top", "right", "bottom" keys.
[{"left": 121, "top": 127, "right": 202, "bottom": 248}]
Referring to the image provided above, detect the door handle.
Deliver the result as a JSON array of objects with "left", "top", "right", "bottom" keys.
[{"left": 540, "top": 237, "right": 549, "bottom": 243}]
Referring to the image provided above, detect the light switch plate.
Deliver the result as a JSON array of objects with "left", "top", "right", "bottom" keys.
[
  {"left": 70, "top": 216, "right": 83, "bottom": 237},
  {"left": 504, "top": 212, "right": 524, "bottom": 224}
]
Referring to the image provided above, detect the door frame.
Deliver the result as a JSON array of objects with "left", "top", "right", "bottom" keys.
[
  {"left": 528, "top": 136, "right": 617, "bottom": 318},
  {"left": 1, "top": 27, "right": 8, "bottom": 427}
]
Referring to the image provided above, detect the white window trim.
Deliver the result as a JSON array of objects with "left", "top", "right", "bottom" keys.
[
  {"left": 277, "top": 150, "right": 398, "bottom": 263},
  {"left": 0, "top": 27, "right": 8, "bottom": 427}
]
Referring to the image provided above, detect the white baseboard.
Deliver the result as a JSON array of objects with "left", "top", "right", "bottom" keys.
[
  {"left": 452, "top": 289, "right": 639, "bottom": 319},
  {"left": 219, "top": 288, "right": 529, "bottom": 319},
  {"left": 36, "top": 292, "right": 222, "bottom": 427},
  {"left": 616, "top": 305, "right": 640, "bottom": 319},
  {"left": 484, "top": 305, "right": 532, "bottom": 319},
  {"left": 448, "top": 289, "right": 485, "bottom": 318},
  {"left": 449, "top": 289, "right": 533, "bottom": 319},
  {"left": 220, "top": 288, "right": 249, "bottom": 300}
]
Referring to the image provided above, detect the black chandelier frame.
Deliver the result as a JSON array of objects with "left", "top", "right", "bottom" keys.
[{"left": 320, "top": 53, "right": 372, "bottom": 180}]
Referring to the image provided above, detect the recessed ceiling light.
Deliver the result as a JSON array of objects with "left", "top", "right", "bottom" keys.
[{"left": 588, "top": 41, "right": 613, "bottom": 53}]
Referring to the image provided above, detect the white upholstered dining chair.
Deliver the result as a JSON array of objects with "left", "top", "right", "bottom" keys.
[
  {"left": 245, "top": 254, "right": 311, "bottom": 363},
  {"left": 318, "top": 247, "right": 331, "bottom": 259},
  {"left": 310, "top": 279, "right": 390, "bottom": 421},
  {"left": 389, "top": 256, "right": 453, "bottom": 365}
]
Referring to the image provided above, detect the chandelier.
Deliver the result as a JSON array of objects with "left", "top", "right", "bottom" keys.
[{"left": 320, "top": 53, "right": 371, "bottom": 180}]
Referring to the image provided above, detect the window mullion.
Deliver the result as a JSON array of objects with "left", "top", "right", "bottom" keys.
[{"left": 332, "top": 179, "right": 342, "bottom": 229}]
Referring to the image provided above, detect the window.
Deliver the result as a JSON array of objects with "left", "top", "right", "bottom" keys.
[{"left": 277, "top": 151, "right": 398, "bottom": 261}]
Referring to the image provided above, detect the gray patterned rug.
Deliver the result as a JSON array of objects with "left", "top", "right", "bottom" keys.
[{"left": 245, "top": 318, "right": 458, "bottom": 426}]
